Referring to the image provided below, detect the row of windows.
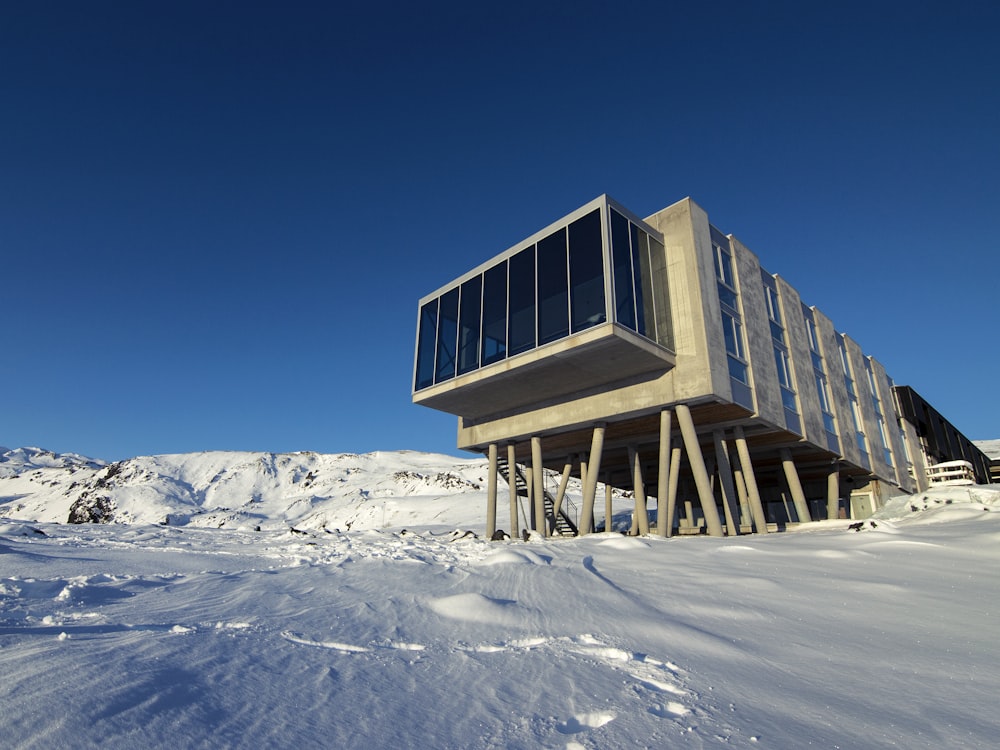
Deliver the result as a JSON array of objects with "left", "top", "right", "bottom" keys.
[
  {"left": 713, "top": 231, "right": 753, "bottom": 410},
  {"left": 762, "top": 271, "right": 800, "bottom": 435},
  {"left": 414, "top": 203, "right": 672, "bottom": 391}
]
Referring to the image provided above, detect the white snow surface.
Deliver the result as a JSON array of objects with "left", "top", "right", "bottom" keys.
[{"left": 2, "top": 447, "right": 1000, "bottom": 749}]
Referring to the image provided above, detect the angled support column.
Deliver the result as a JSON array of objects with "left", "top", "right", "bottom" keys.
[
  {"left": 666, "top": 446, "right": 682, "bottom": 538},
  {"left": 827, "top": 464, "right": 840, "bottom": 520},
  {"left": 531, "top": 437, "right": 546, "bottom": 535},
  {"left": 780, "top": 447, "right": 812, "bottom": 522},
  {"left": 579, "top": 423, "right": 606, "bottom": 535},
  {"left": 628, "top": 445, "right": 650, "bottom": 536},
  {"left": 733, "top": 464, "right": 751, "bottom": 529},
  {"left": 507, "top": 443, "right": 519, "bottom": 540},
  {"left": 553, "top": 455, "right": 573, "bottom": 520},
  {"left": 713, "top": 430, "right": 740, "bottom": 536},
  {"left": 486, "top": 443, "right": 498, "bottom": 539},
  {"left": 676, "top": 404, "right": 724, "bottom": 537},
  {"left": 733, "top": 426, "right": 768, "bottom": 533},
  {"left": 657, "top": 409, "right": 672, "bottom": 537}
]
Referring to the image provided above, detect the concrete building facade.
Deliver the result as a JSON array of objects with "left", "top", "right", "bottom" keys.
[{"left": 412, "top": 195, "right": 986, "bottom": 537}]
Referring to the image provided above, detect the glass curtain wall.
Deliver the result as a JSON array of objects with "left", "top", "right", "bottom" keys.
[{"left": 414, "top": 200, "right": 673, "bottom": 391}]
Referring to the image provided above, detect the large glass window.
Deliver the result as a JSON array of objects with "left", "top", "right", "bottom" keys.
[
  {"left": 646, "top": 235, "right": 673, "bottom": 350},
  {"left": 537, "top": 228, "right": 569, "bottom": 345},
  {"left": 414, "top": 300, "right": 438, "bottom": 390},
  {"left": 568, "top": 209, "right": 605, "bottom": 333},
  {"left": 480, "top": 262, "right": 507, "bottom": 366},
  {"left": 508, "top": 246, "right": 536, "bottom": 355},
  {"left": 414, "top": 198, "right": 673, "bottom": 392},
  {"left": 610, "top": 208, "right": 636, "bottom": 331},
  {"left": 435, "top": 288, "right": 459, "bottom": 383},
  {"left": 457, "top": 276, "right": 481, "bottom": 375}
]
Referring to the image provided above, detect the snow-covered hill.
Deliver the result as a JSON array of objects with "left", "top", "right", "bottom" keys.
[{"left": 0, "top": 447, "right": 496, "bottom": 532}]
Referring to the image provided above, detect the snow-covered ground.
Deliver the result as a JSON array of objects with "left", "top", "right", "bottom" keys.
[{"left": 2, "top": 448, "right": 999, "bottom": 748}]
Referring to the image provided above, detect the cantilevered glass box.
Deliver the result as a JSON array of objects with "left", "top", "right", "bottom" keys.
[{"left": 413, "top": 195, "right": 676, "bottom": 420}]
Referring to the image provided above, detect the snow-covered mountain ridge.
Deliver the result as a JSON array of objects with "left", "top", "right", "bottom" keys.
[{"left": 0, "top": 447, "right": 492, "bottom": 531}]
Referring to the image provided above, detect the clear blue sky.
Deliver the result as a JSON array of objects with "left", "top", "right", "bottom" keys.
[{"left": 3, "top": 1, "right": 998, "bottom": 461}]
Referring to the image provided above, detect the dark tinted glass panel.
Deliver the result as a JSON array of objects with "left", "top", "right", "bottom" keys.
[
  {"left": 630, "top": 223, "right": 647, "bottom": 335},
  {"left": 568, "top": 209, "right": 605, "bottom": 333},
  {"left": 537, "top": 228, "right": 569, "bottom": 345},
  {"left": 508, "top": 246, "right": 536, "bottom": 355},
  {"left": 457, "top": 276, "right": 481, "bottom": 375},
  {"left": 414, "top": 300, "right": 438, "bottom": 390},
  {"left": 634, "top": 229, "right": 656, "bottom": 339},
  {"left": 647, "top": 235, "right": 673, "bottom": 349},
  {"left": 610, "top": 209, "right": 636, "bottom": 330},
  {"left": 435, "top": 287, "right": 459, "bottom": 383},
  {"left": 481, "top": 262, "right": 507, "bottom": 365}
]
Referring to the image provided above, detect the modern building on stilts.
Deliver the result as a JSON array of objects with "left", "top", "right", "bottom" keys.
[{"left": 412, "top": 195, "right": 989, "bottom": 538}]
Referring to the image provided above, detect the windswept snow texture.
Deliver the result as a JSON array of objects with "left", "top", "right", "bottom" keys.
[{"left": 1, "top": 449, "right": 1000, "bottom": 749}]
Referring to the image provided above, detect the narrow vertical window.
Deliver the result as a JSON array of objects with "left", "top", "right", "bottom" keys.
[
  {"left": 568, "top": 209, "right": 605, "bottom": 333},
  {"left": 457, "top": 276, "right": 482, "bottom": 375},
  {"left": 414, "top": 299, "right": 438, "bottom": 390},
  {"left": 481, "top": 261, "right": 507, "bottom": 366},
  {"left": 537, "top": 228, "right": 569, "bottom": 345},
  {"left": 610, "top": 208, "right": 636, "bottom": 330},
  {"left": 508, "top": 246, "right": 536, "bottom": 355},
  {"left": 435, "top": 288, "right": 459, "bottom": 383}
]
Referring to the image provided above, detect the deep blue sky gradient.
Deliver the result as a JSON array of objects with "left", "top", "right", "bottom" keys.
[{"left": 3, "top": 1, "right": 998, "bottom": 460}]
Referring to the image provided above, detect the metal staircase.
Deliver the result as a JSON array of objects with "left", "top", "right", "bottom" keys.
[{"left": 496, "top": 454, "right": 578, "bottom": 536}]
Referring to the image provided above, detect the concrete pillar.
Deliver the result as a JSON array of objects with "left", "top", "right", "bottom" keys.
[
  {"left": 604, "top": 479, "right": 613, "bottom": 533},
  {"left": 486, "top": 443, "right": 498, "bottom": 539},
  {"left": 666, "top": 446, "right": 682, "bottom": 538},
  {"left": 827, "top": 465, "right": 840, "bottom": 520},
  {"left": 676, "top": 404, "right": 724, "bottom": 537},
  {"left": 733, "top": 465, "right": 751, "bottom": 529},
  {"left": 629, "top": 445, "right": 650, "bottom": 536},
  {"left": 531, "top": 437, "right": 546, "bottom": 535},
  {"left": 579, "top": 423, "right": 606, "bottom": 535},
  {"left": 553, "top": 455, "right": 573, "bottom": 520},
  {"left": 713, "top": 430, "right": 740, "bottom": 536},
  {"left": 780, "top": 447, "right": 812, "bottom": 523},
  {"left": 657, "top": 409, "right": 672, "bottom": 537},
  {"left": 733, "top": 426, "right": 768, "bottom": 533},
  {"left": 507, "top": 443, "right": 519, "bottom": 539}
]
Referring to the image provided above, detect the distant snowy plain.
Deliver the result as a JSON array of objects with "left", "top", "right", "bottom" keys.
[{"left": 1, "top": 448, "right": 998, "bottom": 749}]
